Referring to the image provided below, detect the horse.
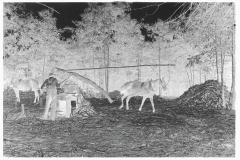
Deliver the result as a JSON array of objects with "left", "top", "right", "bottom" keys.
[
  {"left": 119, "top": 79, "right": 155, "bottom": 112},
  {"left": 10, "top": 78, "right": 41, "bottom": 104},
  {"left": 119, "top": 78, "right": 167, "bottom": 113}
]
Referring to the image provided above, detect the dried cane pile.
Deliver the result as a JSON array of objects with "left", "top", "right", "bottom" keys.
[
  {"left": 176, "top": 80, "right": 231, "bottom": 109},
  {"left": 108, "top": 90, "right": 121, "bottom": 99},
  {"left": 72, "top": 94, "right": 98, "bottom": 118}
]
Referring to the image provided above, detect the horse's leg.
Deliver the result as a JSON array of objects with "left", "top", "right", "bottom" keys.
[
  {"left": 33, "top": 90, "right": 39, "bottom": 103},
  {"left": 13, "top": 89, "right": 19, "bottom": 108},
  {"left": 14, "top": 88, "right": 20, "bottom": 102},
  {"left": 119, "top": 94, "right": 127, "bottom": 109},
  {"left": 126, "top": 95, "right": 132, "bottom": 110},
  {"left": 138, "top": 97, "right": 147, "bottom": 112},
  {"left": 149, "top": 96, "right": 155, "bottom": 113}
]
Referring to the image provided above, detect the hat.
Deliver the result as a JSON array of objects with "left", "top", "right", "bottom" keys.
[{"left": 49, "top": 73, "right": 56, "bottom": 77}]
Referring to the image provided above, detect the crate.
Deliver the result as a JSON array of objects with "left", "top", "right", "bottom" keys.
[{"left": 56, "top": 93, "right": 78, "bottom": 118}]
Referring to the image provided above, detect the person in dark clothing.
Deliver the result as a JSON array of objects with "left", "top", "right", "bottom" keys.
[
  {"left": 40, "top": 73, "right": 59, "bottom": 120},
  {"left": 41, "top": 73, "right": 59, "bottom": 91}
]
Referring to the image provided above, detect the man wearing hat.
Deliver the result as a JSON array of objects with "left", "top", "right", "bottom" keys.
[{"left": 40, "top": 73, "right": 59, "bottom": 120}]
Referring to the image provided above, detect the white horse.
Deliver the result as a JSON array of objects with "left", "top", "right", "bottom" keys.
[
  {"left": 10, "top": 78, "right": 41, "bottom": 104},
  {"left": 119, "top": 78, "right": 167, "bottom": 113}
]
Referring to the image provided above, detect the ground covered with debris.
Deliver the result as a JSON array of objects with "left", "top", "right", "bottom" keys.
[{"left": 3, "top": 80, "right": 235, "bottom": 157}]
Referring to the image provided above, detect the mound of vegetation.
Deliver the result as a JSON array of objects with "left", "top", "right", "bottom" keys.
[{"left": 176, "top": 80, "right": 231, "bottom": 109}]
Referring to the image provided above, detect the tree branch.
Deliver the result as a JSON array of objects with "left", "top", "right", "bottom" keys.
[
  {"left": 185, "top": 3, "right": 201, "bottom": 27},
  {"left": 164, "top": 3, "right": 186, "bottom": 23},
  {"left": 130, "top": 3, "right": 166, "bottom": 21},
  {"left": 165, "top": 3, "right": 193, "bottom": 24},
  {"left": 37, "top": 3, "right": 60, "bottom": 14},
  {"left": 147, "top": 3, "right": 166, "bottom": 16},
  {"left": 130, "top": 3, "right": 161, "bottom": 11}
]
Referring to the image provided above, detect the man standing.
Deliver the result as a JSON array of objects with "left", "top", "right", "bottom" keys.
[{"left": 40, "top": 73, "right": 59, "bottom": 120}]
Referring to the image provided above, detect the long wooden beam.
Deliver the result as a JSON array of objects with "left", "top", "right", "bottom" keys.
[{"left": 66, "top": 64, "right": 175, "bottom": 71}]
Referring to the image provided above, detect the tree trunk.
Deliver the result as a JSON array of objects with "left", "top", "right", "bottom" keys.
[
  {"left": 220, "top": 33, "right": 226, "bottom": 108},
  {"left": 189, "top": 67, "right": 193, "bottom": 86},
  {"left": 199, "top": 69, "right": 201, "bottom": 83},
  {"left": 99, "top": 47, "right": 104, "bottom": 97},
  {"left": 186, "top": 69, "right": 191, "bottom": 87},
  {"left": 52, "top": 67, "right": 113, "bottom": 103},
  {"left": 215, "top": 34, "right": 219, "bottom": 82},
  {"left": 192, "top": 64, "right": 195, "bottom": 85},
  {"left": 204, "top": 72, "right": 207, "bottom": 82},
  {"left": 93, "top": 52, "right": 96, "bottom": 83},
  {"left": 230, "top": 27, "right": 235, "bottom": 110},
  {"left": 103, "top": 35, "right": 110, "bottom": 93},
  {"left": 27, "top": 61, "right": 29, "bottom": 78}
]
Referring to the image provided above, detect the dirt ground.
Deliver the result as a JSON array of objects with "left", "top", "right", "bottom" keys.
[{"left": 3, "top": 89, "right": 235, "bottom": 157}]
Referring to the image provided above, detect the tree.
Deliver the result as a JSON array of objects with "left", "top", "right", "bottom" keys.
[
  {"left": 3, "top": 3, "right": 65, "bottom": 82},
  {"left": 179, "top": 2, "right": 235, "bottom": 109},
  {"left": 69, "top": 2, "right": 145, "bottom": 92}
]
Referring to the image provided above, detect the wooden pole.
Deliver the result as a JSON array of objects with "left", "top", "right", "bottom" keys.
[
  {"left": 137, "top": 51, "right": 140, "bottom": 81},
  {"left": 104, "top": 45, "right": 106, "bottom": 93},
  {"left": 215, "top": 34, "right": 219, "bottom": 82},
  {"left": 66, "top": 64, "right": 175, "bottom": 71},
  {"left": 93, "top": 52, "right": 96, "bottom": 83},
  {"left": 159, "top": 41, "right": 162, "bottom": 97},
  {"left": 104, "top": 43, "right": 109, "bottom": 92}
]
